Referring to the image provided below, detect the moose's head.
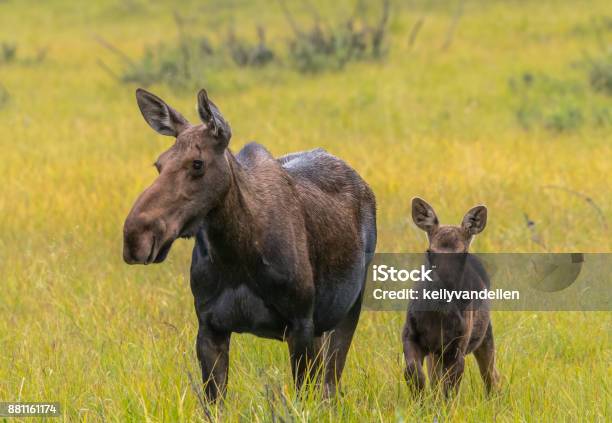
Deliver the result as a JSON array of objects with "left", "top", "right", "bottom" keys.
[{"left": 123, "top": 89, "right": 232, "bottom": 265}]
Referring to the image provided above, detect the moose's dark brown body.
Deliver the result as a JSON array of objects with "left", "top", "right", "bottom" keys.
[
  {"left": 190, "top": 145, "right": 377, "bottom": 399},
  {"left": 123, "top": 89, "right": 376, "bottom": 401},
  {"left": 403, "top": 198, "right": 500, "bottom": 396}
]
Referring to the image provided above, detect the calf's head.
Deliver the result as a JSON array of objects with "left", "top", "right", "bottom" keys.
[
  {"left": 123, "top": 88, "right": 232, "bottom": 265},
  {"left": 411, "top": 197, "right": 487, "bottom": 253},
  {"left": 412, "top": 197, "right": 487, "bottom": 279}
]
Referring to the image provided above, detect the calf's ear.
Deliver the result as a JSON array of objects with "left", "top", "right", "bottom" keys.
[
  {"left": 412, "top": 197, "right": 439, "bottom": 234},
  {"left": 462, "top": 205, "right": 487, "bottom": 235},
  {"left": 135, "top": 88, "right": 189, "bottom": 137}
]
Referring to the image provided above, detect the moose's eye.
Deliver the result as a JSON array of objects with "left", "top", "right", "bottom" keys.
[{"left": 192, "top": 160, "right": 204, "bottom": 170}]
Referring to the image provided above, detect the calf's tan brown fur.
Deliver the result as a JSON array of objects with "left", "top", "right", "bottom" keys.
[{"left": 403, "top": 197, "right": 500, "bottom": 396}]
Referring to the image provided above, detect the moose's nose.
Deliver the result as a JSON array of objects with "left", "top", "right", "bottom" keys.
[
  {"left": 123, "top": 226, "right": 154, "bottom": 265},
  {"left": 123, "top": 236, "right": 153, "bottom": 265},
  {"left": 123, "top": 213, "right": 165, "bottom": 265}
]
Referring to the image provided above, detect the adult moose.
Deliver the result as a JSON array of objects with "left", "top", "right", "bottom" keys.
[{"left": 123, "top": 88, "right": 377, "bottom": 401}]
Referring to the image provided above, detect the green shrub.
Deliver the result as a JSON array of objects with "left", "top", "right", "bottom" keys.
[
  {"left": 226, "top": 26, "right": 275, "bottom": 68},
  {"left": 511, "top": 73, "right": 583, "bottom": 132},
  {"left": 586, "top": 48, "right": 612, "bottom": 95},
  {"left": 544, "top": 105, "right": 584, "bottom": 132},
  {"left": 284, "top": 0, "right": 389, "bottom": 73},
  {"left": 98, "top": 15, "right": 278, "bottom": 89},
  {"left": 119, "top": 38, "right": 215, "bottom": 89},
  {"left": 0, "top": 42, "right": 17, "bottom": 64},
  {"left": 0, "top": 84, "right": 9, "bottom": 109},
  {"left": 507, "top": 72, "right": 609, "bottom": 132},
  {"left": 0, "top": 41, "right": 47, "bottom": 65}
]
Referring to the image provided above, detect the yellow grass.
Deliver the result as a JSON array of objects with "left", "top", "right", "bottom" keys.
[{"left": 0, "top": 0, "right": 610, "bottom": 421}]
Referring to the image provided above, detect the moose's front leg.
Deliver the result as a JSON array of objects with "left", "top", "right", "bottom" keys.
[
  {"left": 287, "top": 318, "right": 316, "bottom": 390},
  {"left": 196, "top": 322, "right": 231, "bottom": 402}
]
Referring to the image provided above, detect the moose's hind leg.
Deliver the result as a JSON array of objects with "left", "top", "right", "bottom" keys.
[{"left": 319, "top": 292, "right": 363, "bottom": 398}]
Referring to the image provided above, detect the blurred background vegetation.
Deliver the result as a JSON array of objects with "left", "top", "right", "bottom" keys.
[{"left": 0, "top": 0, "right": 610, "bottom": 421}]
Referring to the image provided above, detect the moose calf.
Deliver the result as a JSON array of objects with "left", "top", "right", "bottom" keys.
[{"left": 403, "top": 198, "right": 500, "bottom": 396}]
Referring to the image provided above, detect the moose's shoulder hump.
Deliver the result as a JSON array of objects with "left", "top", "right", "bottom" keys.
[
  {"left": 277, "top": 148, "right": 329, "bottom": 170},
  {"left": 236, "top": 142, "right": 275, "bottom": 168},
  {"left": 279, "top": 148, "right": 365, "bottom": 194}
]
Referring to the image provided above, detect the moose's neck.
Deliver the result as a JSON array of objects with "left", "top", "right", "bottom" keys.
[{"left": 203, "top": 151, "right": 262, "bottom": 264}]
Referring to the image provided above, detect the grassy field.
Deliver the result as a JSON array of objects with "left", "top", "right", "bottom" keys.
[{"left": 0, "top": 0, "right": 610, "bottom": 421}]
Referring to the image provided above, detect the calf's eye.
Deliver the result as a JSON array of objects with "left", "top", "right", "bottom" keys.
[{"left": 192, "top": 160, "right": 203, "bottom": 170}]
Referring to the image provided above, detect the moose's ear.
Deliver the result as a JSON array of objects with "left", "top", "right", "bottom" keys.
[
  {"left": 197, "top": 89, "right": 217, "bottom": 135},
  {"left": 135, "top": 88, "right": 189, "bottom": 137},
  {"left": 412, "top": 197, "right": 439, "bottom": 234},
  {"left": 461, "top": 205, "right": 487, "bottom": 235},
  {"left": 197, "top": 89, "right": 231, "bottom": 147}
]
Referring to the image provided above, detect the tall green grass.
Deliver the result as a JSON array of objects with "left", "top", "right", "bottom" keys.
[{"left": 0, "top": 0, "right": 610, "bottom": 420}]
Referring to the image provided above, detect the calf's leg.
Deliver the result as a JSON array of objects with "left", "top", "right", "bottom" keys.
[
  {"left": 473, "top": 323, "right": 500, "bottom": 394},
  {"left": 440, "top": 353, "right": 465, "bottom": 397},
  {"left": 427, "top": 353, "right": 443, "bottom": 391},
  {"left": 403, "top": 330, "right": 426, "bottom": 393},
  {"left": 196, "top": 322, "right": 231, "bottom": 402}
]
